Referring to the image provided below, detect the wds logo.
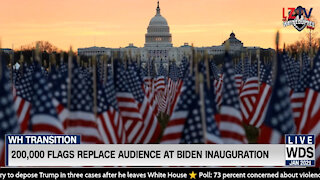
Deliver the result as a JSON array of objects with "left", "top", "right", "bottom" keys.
[
  {"left": 282, "top": 6, "right": 315, "bottom": 31},
  {"left": 285, "top": 135, "right": 315, "bottom": 166}
]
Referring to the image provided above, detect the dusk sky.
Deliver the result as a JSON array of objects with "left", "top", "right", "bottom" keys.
[{"left": 0, "top": 0, "right": 319, "bottom": 51}]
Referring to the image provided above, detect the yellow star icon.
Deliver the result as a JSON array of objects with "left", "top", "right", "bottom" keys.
[{"left": 189, "top": 171, "right": 197, "bottom": 179}]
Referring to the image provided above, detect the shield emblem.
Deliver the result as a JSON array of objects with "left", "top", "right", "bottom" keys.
[{"left": 293, "top": 16, "right": 307, "bottom": 31}]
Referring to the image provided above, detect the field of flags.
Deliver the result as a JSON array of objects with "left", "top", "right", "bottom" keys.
[{"left": 0, "top": 34, "right": 320, "bottom": 167}]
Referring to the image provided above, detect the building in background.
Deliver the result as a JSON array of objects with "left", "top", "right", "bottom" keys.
[
  {"left": 78, "top": 1, "right": 266, "bottom": 67},
  {"left": 0, "top": 48, "right": 14, "bottom": 54}
]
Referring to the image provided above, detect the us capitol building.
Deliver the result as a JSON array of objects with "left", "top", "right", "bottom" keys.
[{"left": 78, "top": 1, "right": 261, "bottom": 66}]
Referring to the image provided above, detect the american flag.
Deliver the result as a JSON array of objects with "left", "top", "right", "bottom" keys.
[
  {"left": 14, "top": 66, "right": 32, "bottom": 133},
  {"left": 0, "top": 62, "right": 19, "bottom": 166},
  {"left": 282, "top": 52, "right": 299, "bottom": 90},
  {"left": 155, "top": 60, "right": 166, "bottom": 92},
  {"left": 80, "top": 66, "right": 90, "bottom": 82},
  {"left": 243, "top": 57, "right": 250, "bottom": 82},
  {"left": 234, "top": 61, "right": 243, "bottom": 93},
  {"left": 302, "top": 53, "right": 311, "bottom": 73},
  {"left": 259, "top": 62, "right": 267, "bottom": 85},
  {"left": 209, "top": 60, "right": 220, "bottom": 81},
  {"left": 41, "top": 67, "right": 49, "bottom": 79},
  {"left": 97, "top": 70, "right": 127, "bottom": 144},
  {"left": 49, "top": 65, "right": 69, "bottom": 126},
  {"left": 138, "top": 64, "right": 147, "bottom": 83},
  {"left": 144, "top": 79, "right": 160, "bottom": 117},
  {"left": 210, "top": 61, "right": 223, "bottom": 107},
  {"left": 299, "top": 50, "right": 320, "bottom": 167},
  {"left": 161, "top": 73, "right": 222, "bottom": 144},
  {"left": 207, "top": 62, "right": 220, "bottom": 112},
  {"left": 29, "top": 66, "right": 64, "bottom": 134},
  {"left": 96, "top": 59, "right": 104, "bottom": 83},
  {"left": 300, "top": 51, "right": 320, "bottom": 135},
  {"left": 58, "top": 62, "right": 68, "bottom": 75},
  {"left": 240, "top": 62, "right": 259, "bottom": 123},
  {"left": 133, "top": 62, "right": 160, "bottom": 118},
  {"left": 291, "top": 62, "right": 311, "bottom": 133},
  {"left": 3, "top": 47, "right": 320, "bottom": 168},
  {"left": 64, "top": 62, "right": 102, "bottom": 144},
  {"left": 126, "top": 64, "right": 161, "bottom": 143},
  {"left": 248, "top": 64, "right": 273, "bottom": 128},
  {"left": 155, "top": 61, "right": 166, "bottom": 113},
  {"left": 165, "top": 61, "right": 183, "bottom": 116},
  {"left": 258, "top": 54, "right": 296, "bottom": 144},
  {"left": 179, "top": 57, "right": 189, "bottom": 80},
  {"left": 13, "top": 63, "right": 25, "bottom": 85},
  {"left": 201, "top": 61, "right": 222, "bottom": 143},
  {"left": 114, "top": 62, "right": 144, "bottom": 143},
  {"left": 143, "top": 59, "right": 156, "bottom": 87},
  {"left": 214, "top": 74, "right": 223, "bottom": 107},
  {"left": 219, "top": 52, "right": 247, "bottom": 144}
]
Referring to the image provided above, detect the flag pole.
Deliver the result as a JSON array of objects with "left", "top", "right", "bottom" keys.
[
  {"left": 111, "top": 55, "right": 114, "bottom": 78},
  {"left": 10, "top": 44, "right": 14, "bottom": 84},
  {"left": 241, "top": 52, "right": 244, "bottom": 73},
  {"left": 199, "top": 74, "right": 207, "bottom": 144},
  {"left": 137, "top": 52, "right": 141, "bottom": 67},
  {"left": 299, "top": 48, "right": 302, "bottom": 73},
  {"left": 204, "top": 50, "right": 210, "bottom": 90},
  {"left": 152, "top": 57, "right": 156, "bottom": 91},
  {"left": 257, "top": 49, "right": 260, "bottom": 90},
  {"left": 49, "top": 54, "right": 55, "bottom": 73},
  {"left": 310, "top": 43, "right": 314, "bottom": 69},
  {"left": 67, "top": 47, "right": 73, "bottom": 111},
  {"left": 0, "top": 39, "right": 2, "bottom": 80},
  {"left": 124, "top": 52, "right": 128, "bottom": 70},
  {"left": 88, "top": 58, "right": 92, "bottom": 70},
  {"left": 92, "top": 56, "right": 98, "bottom": 119},
  {"left": 103, "top": 55, "right": 108, "bottom": 85},
  {"left": 129, "top": 50, "right": 132, "bottom": 64},
  {"left": 273, "top": 31, "right": 280, "bottom": 82},
  {"left": 35, "top": 43, "right": 40, "bottom": 64},
  {"left": 76, "top": 55, "right": 80, "bottom": 66},
  {"left": 60, "top": 52, "right": 64, "bottom": 67},
  {"left": 195, "top": 52, "right": 200, "bottom": 95},
  {"left": 112, "top": 51, "right": 118, "bottom": 75},
  {"left": 190, "top": 45, "right": 195, "bottom": 75},
  {"left": 19, "top": 53, "right": 24, "bottom": 77}
]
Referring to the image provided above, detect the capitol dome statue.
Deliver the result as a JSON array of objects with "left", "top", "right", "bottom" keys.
[{"left": 145, "top": 1, "right": 172, "bottom": 48}]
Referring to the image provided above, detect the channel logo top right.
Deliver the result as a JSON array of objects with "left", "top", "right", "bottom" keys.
[{"left": 283, "top": 6, "right": 315, "bottom": 32}]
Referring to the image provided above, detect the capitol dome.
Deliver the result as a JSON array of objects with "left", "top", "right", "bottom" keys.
[
  {"left": 145, "top": 1, "right": 172, "bottom": 47},
  {"left": 222, "top": 31, "right": 243, "bottom": 46},
  {"left": 149, "top": 14, "right": 168, "bottom": 26}
]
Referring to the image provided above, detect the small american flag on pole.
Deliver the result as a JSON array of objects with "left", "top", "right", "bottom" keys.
[
  {"left": 258, "top": 53, "right": 296, "bottom": 144},
  {"left": 299, "top": 49, "right": 320, "bottom": 167},
  {"left": 14, "top": 66, "right": 32, "bottom": 133},
  {"left": 161, "top": 73, "right": 222, "bottom": 144},
  {"left": 64, "top": 62, "right": 102, "bottom": 144},
  {"left": 219, "top": 52, "right": 247, "bottom": 144},
  {"left": 0, "top": 61, "right": 19, "bottom": 166},
  {"left": 29, "top": 66, "right": 64, "bottom": 134},
  {"left": 240, "top": 62, "right": 259, "bottom": 123},
  {"left": 97, "top": 71, "right": 127, "bottom": 144}
]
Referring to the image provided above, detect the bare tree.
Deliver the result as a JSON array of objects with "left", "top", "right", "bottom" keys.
[{"left": 21, "top": 41, "right": 59, "bottom": 53}]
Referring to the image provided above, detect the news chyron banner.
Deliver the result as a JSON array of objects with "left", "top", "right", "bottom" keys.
[{"left": 5, "top": 135, "right": 315, "bottom": 167}]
